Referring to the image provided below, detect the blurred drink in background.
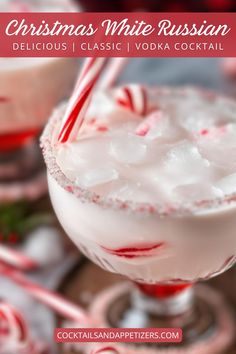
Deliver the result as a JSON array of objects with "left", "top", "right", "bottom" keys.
[{"left": 0, "top": 0, "right": 79, "bottom": 244}]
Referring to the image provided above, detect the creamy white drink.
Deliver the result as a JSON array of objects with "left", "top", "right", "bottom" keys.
[
  {"left": 42, "top": 86, "right": 236, "bottom": 284},
  {"left": 0, "top": 58, "right": 78, "bottom": 136},
  {"left": 0, "top": 0, "right": 79, "bottom": 150}
]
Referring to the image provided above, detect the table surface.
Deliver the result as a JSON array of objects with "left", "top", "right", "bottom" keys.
[{"left": 59, "top": 259, "right": 236, "bottom": 354}]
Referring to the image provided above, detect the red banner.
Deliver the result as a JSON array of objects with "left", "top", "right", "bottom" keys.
[
  {"left": 54, "top": 328, "right": 182, "bottom": 343},
  {"left": 0, "top": 12, "right": 235, "bottom": 57}
]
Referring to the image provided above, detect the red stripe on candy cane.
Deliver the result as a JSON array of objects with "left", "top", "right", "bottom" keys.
[
  {"left": 0, "top": 262, "right": 91, "bottom": 325},
  {"left": 123, "top": 87, "right": 135, "bottom": 111},
  {"left": 114, "top": 84, "right": 147, "bottom": 116},
  {"left": 0, "top": 245, "right": 38, "bottom": 271},
  {"left": 58, "top": 58, "right": 107, "bottom": 144},
  {"left": 0, "top": 302, "right": 29, "bottom": 351}
]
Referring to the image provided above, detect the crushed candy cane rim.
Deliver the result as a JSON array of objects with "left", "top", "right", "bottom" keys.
[{"left": 40, "top": 86, "right": 236, "bottom": 217}]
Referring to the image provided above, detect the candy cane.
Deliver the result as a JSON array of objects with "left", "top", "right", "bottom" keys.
[
  {"left": 91, "top": 346, "right": 120, "bottom": 354},
  {"left": 0, "top": 245, "right": 38, "bottom": 271},
  {"left": 0, "top": 302, "right": 28, "bottom": 346},
  {"left": 0, "top": 262, "right": 90, "bottom": 325},
  {"left": 98, "top": 58, "right": 128, "bottom": 89},
  {"left": 0, "top": 302, "right": 45, "bottom": 354},
  {"left": 58, "top": 57, "right": 107, "bottom": 143},
  {"left": 113, "top": 84, "right": 147, "bottom": 116}
]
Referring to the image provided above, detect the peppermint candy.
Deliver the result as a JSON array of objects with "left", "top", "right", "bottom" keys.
[{"left": 113, "top": 84, "right": 147, "bottom": 116}]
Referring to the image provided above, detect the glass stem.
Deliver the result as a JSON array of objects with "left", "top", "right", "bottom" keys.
[{"left": 133, "top": 283, "right": 194, "bottom": 316}]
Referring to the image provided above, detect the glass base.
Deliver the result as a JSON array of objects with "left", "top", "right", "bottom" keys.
[
  {"left": 89, "top": 282, "right": 235, "bottom": 354},
  {"left": 0, "top": 140, "right": 47, "bottom": 202}
]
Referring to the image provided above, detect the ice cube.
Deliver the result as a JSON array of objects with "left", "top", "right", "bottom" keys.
[
  {"left": 58, "top": 137, "right": 109, "bottom": 170},
  {"left": 108, "top": 181, "right": 156, "bottom": 203},
  {"left": 215, "top": 173, "right": 236, "bottom": 195},
  {"left": 197, "top": 125, "right": 227, "bottom": 139},
  {"left": 85, "top": 91, "right": 137, "bottom": 131},
  {"left": 135, "top": 110, "right": 168, "bottom": 137},
  {"left": 86, "top": 92, "right": 115, "bottom": 119},
  {"left": 165, "top": 141, "right": 210, "bottom": 177},
  {"left": 214, "top": 97, "right": 236, "bottom": 123},
  {"left": 153, "top": 141, "right": 211, "bottom": 198},
  {"left": 197, "top": 123, "right": 236, "bottom": 171},
  {"left": 110, "top": 133, "right": 147, "bottom": 164},
  {"left": 138, "top": 111, "right": 174, "bottom": 141},
  {"left": 172, "top": 183, "right": 223, "bottom": 204},
  {"left": 179, "top": 110, "right": 215, "bottom": 134},
  {"left": 56, "top": 144, "right": 85, "bottom": 180},
  {"left": 76, "top": 168, "right": 119, "bottom": 188}
]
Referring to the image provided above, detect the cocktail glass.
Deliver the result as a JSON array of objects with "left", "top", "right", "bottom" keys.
[
  {"left": 0, "top": 0, "right": 79, "bottom": 201},
  {"left": 41, "top": 87, "right": 236, "bottom": 353}
]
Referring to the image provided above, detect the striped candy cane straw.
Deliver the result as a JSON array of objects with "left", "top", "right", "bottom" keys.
[
  {"left": 98, "top": 58, "right": 128, "bottom": 89},
  {"left": 113, "top": 84, "right": 147, "bottom": 116},
  {"left": 58, "top": 57, "right": 107, "bottom": 144},
  {"left": 0, "top": 245, "right": 38, "bottom": 271},
  {"left": 91, "top": 346, "right": 120, "bottom": 354},
  {"left": 0, "top": 262, "right": 90, "bottom": 325}
]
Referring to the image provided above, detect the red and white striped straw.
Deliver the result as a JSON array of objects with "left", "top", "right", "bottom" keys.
[
  {"left": 98, "top": 58, "right": 128, "bottom": 89},
  {"left": 0, "top": 245, "right": 38, "bottom": 271},
  {"left": 58, "top": 57, "right": 107, "bottom": 144},
  {"left": 0, "top": 262, "right": 90, "bottom": 325}
]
